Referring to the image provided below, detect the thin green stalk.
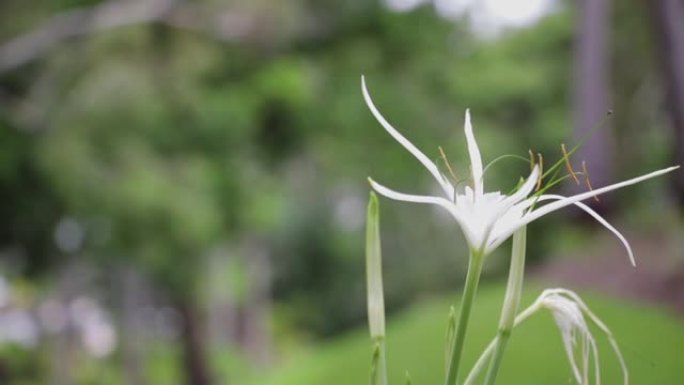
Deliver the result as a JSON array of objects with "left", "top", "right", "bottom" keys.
[
  {"left": 370, "top": 338, "right": 388, "bottom": 385},
  {"left": 463, "top": 339, "right": 496, "bottom": 385},
  {"left": 445, "top": 251, "right": 485, "bottom": 385},
  {"left": 366, "top": 192, "right": 387, "bottom": 385},
  {"left": 483, "top": 227, "right": 527, "bottom": 385},
  {"left": 464, "top": 298, "right": 540, "bottom": 385}
]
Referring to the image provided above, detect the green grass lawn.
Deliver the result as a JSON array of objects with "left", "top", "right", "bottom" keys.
[{"left": 250, "top": 283, "right": 684, "bottom": 385}]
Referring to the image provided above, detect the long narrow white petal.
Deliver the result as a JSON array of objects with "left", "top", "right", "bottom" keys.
[
  {"left": 464, "top": 109, "right": 484, "bottom": 197},
  {"left": 537, "top": 194, "right": 636, "bottom": 266},
  {"left": 368, "top": 177, "right": 475, "bottom": 246},
  {"left": 486, "top": 166, "right": 679, "bottom": 255},
  {"left": 362, "top": 76, "right": 454, "bottom": 199},
  {"left": 476, "top": 166, "right": 539, "bottom": 251},
  {"left": 519, "top": 165, "right": 679, "bottom": 231},
  {"left": 502, "top": 165, "right": 540, "bottom": 207}
]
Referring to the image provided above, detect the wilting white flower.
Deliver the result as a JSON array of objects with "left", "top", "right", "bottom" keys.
[
  {"left": 463, "top": 288, "right": 629, "bottom": 385},
  {"left": 524, "top": 289, "right": 628, "bottom": 385},
  {"left": 362, "top": 76, "right": 678, "bottom": 259}
]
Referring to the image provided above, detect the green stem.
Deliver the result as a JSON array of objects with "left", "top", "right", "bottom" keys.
[
  {"left": 463, "top": 297, "right": 540, "bottom": 385},
  {"left": 483, "top": 227, "right": 527, "bottom": 385},
  {"left": 445, "top": 250, "right": 485, "bottom": 385},
  {"left": 483, "top": 336, "right": 510, "bottom": 385},
  {"left": 366, "top": 193, "right": 387, "bottom": 385},
  {"left": 463, "top": 339, "right": 496, "bottom": 385},
  {"left": 371, "top": 337, "right": 388, "bottom": 385}
]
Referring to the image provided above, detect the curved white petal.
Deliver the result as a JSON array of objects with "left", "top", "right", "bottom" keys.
[
  {"left": 368, "top": 177, "right": 476, "bottom": 246},
  {"left": 486, "top": 166, "right": 677, "bottom": 254},
  {"left": 501, "top": 166, "right": 540, "bottom": 207},
  {"left": 537, "top": 194, "right": 636, "bottom": 266},
  {"left": 486, "top": 166, "right": 678, "bottom": 257},
  {"left": 474, "top": 167, "right": 539, "bottom": 253},
  {"left": 474, "top": 167, "right": 538, "bottom": 252},
  {"left": 524, "top": 166, "right": 679, "bottom": 224},
  {"left": 361, "top": 76, "right": 454, "bottom": 199},
  {"left": 464, "top": 109, "right": 484, "bottom": 197}
]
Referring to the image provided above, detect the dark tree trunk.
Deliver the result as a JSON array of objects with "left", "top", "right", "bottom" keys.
[
  {"left": 49, "top": 264, "right": 84, "bottom": 385},
  {"left": 0, "top": 361, "right": 8, "bottom": 384},
  {"left": 242, "top": 238, "right": 272, "bottom": 366},
  {"left": 648, "top": 0, "right": 684, "bottom": 208},
  {"left": 206, "top": 251, "right": 238, "bottom": 349},
  {"left": 572, "top": 0, "right": 615, "bottom": 212},
  {"left": 115, "top": 267, "right": 149, "bottom": 385},
  {"left": 176, "top": 298, "right": 213, "bottom": 385}
]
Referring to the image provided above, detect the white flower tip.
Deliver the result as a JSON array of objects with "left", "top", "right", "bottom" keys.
[
  {"left": 530, "top": 163, "right": 540, "bottom": 182},
  {"left": 367, "top": 177, "right": 391, "bottom": 201},
  {"left": 464, "top": 109, "right": 472, "bottom": 134},
  {"left": 361, "top": 76, "right": 373, "bottom": 108},
  {"left": 656, "top": 165, "right": 679, "bottom": 174},
  {"left": 367, "top": 177, "right": 385, "bottom": 196},
  {"left": 629, "top": 252, "right": 636, "bottom": 268},
  {"left": 463, "top": 108, "right": 484, "bottom": 196},
  {"left": 361, "top": 78, "right": 368, "bottom": 96}
]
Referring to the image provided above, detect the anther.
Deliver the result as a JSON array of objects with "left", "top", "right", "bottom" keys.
[
  {"left": 528, "top": 149, "right": 536, "bottom": 170},
  {"left": 536, "top": 152, "right": 544, "bottom": 191},
  {"left": 561, "top": 143, "right": 580, "bottom": 185},
  {"left": 438, "top": 146, "right": 459, "bottom": 182},
  {"left": 581, "top": 160, "right": 600, "bottom": 202}
]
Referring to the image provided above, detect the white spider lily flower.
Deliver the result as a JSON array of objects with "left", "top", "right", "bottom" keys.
[
  {"left": 528, "top": 289, "right": 628, "bottom": 385},
  {"left": 362, "top": 76, "right": 679, "bottom": 259}
]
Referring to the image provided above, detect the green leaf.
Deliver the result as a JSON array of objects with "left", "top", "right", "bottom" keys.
[{"left": 366, "top": 192, "right": 385, "bottom": 339}]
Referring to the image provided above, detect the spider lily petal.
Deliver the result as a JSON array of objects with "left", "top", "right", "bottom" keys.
[
  {"left": 523, "top": 166, "right": 679, "bottom": 224},
  {"left": 362, "top": 76, "right": 455, "bottom": 200},
  {"left": 536, "top": 194, "right": 635, "bottom": 266},
  {"left": 487, "top": 165, "right": 680, "bottom": 254},
  {"left": 368, "top": 177, "right": 477, "bottom": 245},
  {"left": 464, "top": 109, "right": 484, "bottom": 197},
  {"left": 469, "top": 166, "right": 539, "bottom": 253},
  {"left": 500, "top": 166, "right": 540, "bottom": 208}
]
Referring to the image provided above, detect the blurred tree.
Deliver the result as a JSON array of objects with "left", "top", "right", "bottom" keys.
[
  {"left": 571, "top": 0, "right": 615, "bottom": 212},
  {"left": 1, "top": 1, "right": 679, "bottom": 384},
  {"left": 648, "top": 0, "right": 684, "bottom": 208},
  {"left": 0, "top": 117, "right": 62, "bottom": 276}
]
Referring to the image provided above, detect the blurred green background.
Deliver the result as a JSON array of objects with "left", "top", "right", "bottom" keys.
[{"left": 0, "top": 0, "right": 682, "bottom": 384}]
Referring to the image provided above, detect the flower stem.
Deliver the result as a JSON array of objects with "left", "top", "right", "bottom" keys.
[
  {"left": 366, "top": 192, "right": 388, "bottom": 385},
  {"left": 370, "top": 337, "right": 388, "bottom": 385},
  {"left": 483, "top": 226, "right": 527, "bottom": 385},
  {"left": 464, "top": 297, "right": 542, "bottom": 385},
  {"left": 445, "top": 250, "right": 485, "bottom": 385}
]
